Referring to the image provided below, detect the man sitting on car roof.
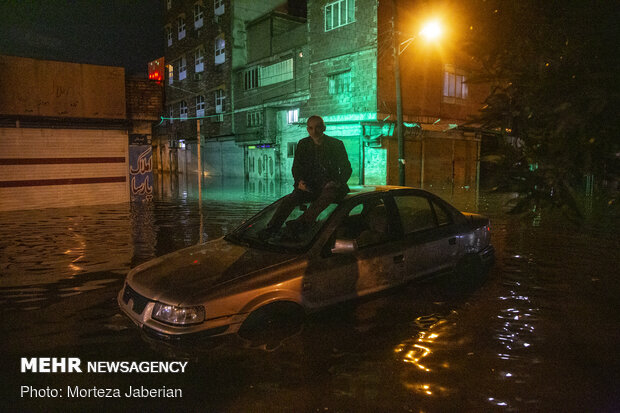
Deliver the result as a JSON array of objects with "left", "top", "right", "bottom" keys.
[{"left": 262, "top": 115, "right": 352, "bottom": 237}]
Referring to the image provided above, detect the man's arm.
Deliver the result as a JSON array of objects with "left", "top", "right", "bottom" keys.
[{"left": 337, "top": 140, "right": 352, "bottom": 184}]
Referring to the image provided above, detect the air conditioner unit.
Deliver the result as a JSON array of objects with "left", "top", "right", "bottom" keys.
[
  {"left": 194, "top": 73, "right": 202, "bottom": 81},
  {"left": 196, "top": 29, "right": 202, "bottom": 37},
  {"left": 212, "top": 15, "right": 219, "bottom": 24}
]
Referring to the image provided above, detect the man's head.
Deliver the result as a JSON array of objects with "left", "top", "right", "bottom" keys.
[{"left": 307, "top": 115, "right": 326, "bottom": 141}]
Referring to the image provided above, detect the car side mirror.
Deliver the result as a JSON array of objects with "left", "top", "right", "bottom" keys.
[{"left": 331, "top": 238, "right": 358, "bottom": 254}]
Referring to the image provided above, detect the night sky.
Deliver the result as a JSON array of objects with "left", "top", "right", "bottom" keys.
[{"left": 0, "top": 0, "right": 164, "bottom": 76}]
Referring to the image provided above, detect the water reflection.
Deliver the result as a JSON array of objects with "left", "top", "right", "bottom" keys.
[{"left": 1, "top": 177, "right": 619, "bottom": 412}]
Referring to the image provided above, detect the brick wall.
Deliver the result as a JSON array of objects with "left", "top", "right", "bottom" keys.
[{"left": 126, "top": 78, "right": 163, "bottom": 121}]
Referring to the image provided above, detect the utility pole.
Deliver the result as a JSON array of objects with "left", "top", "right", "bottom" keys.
[
  {"left": 197, "top": 119, "right": 203, "bottom": 243},
  {"left": 392, "top": 0, "right": 405, "bottom": 186}
]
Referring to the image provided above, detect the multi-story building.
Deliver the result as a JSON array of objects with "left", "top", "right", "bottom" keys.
[
  {"left": 233, "top": 8, "right": 308, "bottom": 189},
  {"left": 161, "top": 0, "right": 488, "bottom": 198},
  {"left": 159, "top": 0, "right": 300, "bottom": 180},
  {"left": 301, "top": 0, "right": 488, "bottom": 195}
]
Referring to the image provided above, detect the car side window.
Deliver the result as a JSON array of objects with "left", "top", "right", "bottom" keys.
[
  {"left": 394, "top": 195, "right": 437, "bottom": 234},
  {"left": 431, "top": 200, "right": 452, "bottom": 226},
  {"left": 332, "top": 198, "right": 392, "bottom": 248}
]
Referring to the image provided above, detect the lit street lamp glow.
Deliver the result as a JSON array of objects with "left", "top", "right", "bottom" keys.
[{"left": 419, "top": 20, "right": 442, "bottom": 41}]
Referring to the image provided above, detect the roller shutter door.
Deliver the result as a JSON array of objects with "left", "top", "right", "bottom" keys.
[{"left": 0, "top": 128, "right": 128, "bottom": 211}]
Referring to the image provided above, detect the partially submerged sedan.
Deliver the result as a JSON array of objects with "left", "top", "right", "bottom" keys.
[{"left": 119, "top": 186, "right": 494, "bottom": 340}]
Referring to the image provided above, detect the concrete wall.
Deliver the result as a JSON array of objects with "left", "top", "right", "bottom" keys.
[
  {"left": 0, "top": 128, "right": 129, "bottom": 211},
  {"left": 0, "top": 55, "right": 125, "bottom": 119}
]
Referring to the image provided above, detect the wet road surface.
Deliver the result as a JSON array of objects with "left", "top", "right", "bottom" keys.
[{"left": 1, "top": 177, "right": 619, "bottom": 411}]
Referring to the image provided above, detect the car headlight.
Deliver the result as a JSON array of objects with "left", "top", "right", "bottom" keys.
[{"left": 152, "top": 303, "right": 205, "bottom": 325}]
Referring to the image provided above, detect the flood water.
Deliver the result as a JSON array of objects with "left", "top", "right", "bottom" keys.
[{"left": 1, "top": 175, "right": 618, "bottom": 412}]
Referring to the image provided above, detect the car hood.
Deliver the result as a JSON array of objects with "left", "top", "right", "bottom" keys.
[{"left": 126, "top": 237, "right": 295, "bottom": 306}]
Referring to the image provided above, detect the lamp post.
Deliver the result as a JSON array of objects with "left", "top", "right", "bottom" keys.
[{"left": 392, "top": 8, "right": 443, "bottom": 186}]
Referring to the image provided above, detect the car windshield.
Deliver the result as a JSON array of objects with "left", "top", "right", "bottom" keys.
[{"left": 226, "top": 199, "right": 340, "bottom": 252}]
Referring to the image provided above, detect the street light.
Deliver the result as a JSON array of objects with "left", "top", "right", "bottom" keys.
[{"left": 392, "top": 14, "right": 443, "bottom": 186}]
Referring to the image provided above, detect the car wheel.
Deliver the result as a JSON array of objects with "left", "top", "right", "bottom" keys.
[{"left": 238, "top": 302, "right": 305, "bottom": 344}]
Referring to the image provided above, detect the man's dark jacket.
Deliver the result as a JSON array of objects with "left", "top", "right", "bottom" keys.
[{"left": 292, "top": 135, "right": 352, "bottom": 193}]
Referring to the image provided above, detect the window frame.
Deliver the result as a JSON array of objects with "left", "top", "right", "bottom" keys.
[
  {"left": 178, "top": 56, "right": 187, "bottom": 80},
  {"left": 325, "top": 0, "right": 355, "bottom": 32},
  {"left": 179, "top": 100, "right": 188, "bottom": 120},
  {"left": 443, "top": 64, "right": 468, "bottom": 103},
  {"left": 166, "top": 26, "right": 173, "bottom": 47},
  {"left": 167, "top": 63, "right": 174, "bottom": 85},
  {"left": 195, "top": 47, "right": 204, "bottom": 72},
  {"left": 287, "top": 108, "right": 299, "bottom": 124},
  {"left": 328, "top": 70, "right": 352, "bottom": 95},
  {"left": 214, "top": 35, "right": 225, "bottom": 65},
  {"left": 177, "top": 16, "right": 186, "bottom": 40},
  {"left": 196, "top": 95, "right": 205, "bottom": 117},
  {"left": 194, "top": 4, "right": 204, "bottom": 29},
  {"left": 244, "top": 67, "right": 259, "bottom": 90},
  {"left": 246, "top": 110, "right": 262, "bottom": 127},
  {"left": 214, "top": 0, "right": 224, "bottom": 15},
  {"left": 214, "top": 89, "right": 225, "bottom": 113}
]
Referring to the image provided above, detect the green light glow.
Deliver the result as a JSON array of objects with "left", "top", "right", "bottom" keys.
[{"left": 321, "top": 112, "right": 377, "bottom": 123}]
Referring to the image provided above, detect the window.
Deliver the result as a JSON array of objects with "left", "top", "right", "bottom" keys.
[
  {"left": 195, "top": 95, "right": 205, "bottom": 117},
  {"left": 195, "top": 48, "right": 204, "bottom": 72},
  {"left": 167, "top": 0, "right": 172, "bottom": 10},
  {"left": 443, "top": 65, "right": 468, "bottom": 103},
  {"left": 325, "top": 0, "right": 355, "bottom": 31},
  {"left": 328, "top": 70, "right": 351, "bottom": 95},
  {"left": 394, "top": 195, "right": 437, "bottom": 234},
  {"left": 179, "top": 100, "right": 188, "bottom": 120},
  {"left": 244, "top": 67, "right": 259, "bottom": 90},
  {"left": 166, "top": 26, "right": 173, "bottom": 47},
  {"left": 260, "top": 58, "right": 293, "bottom": 87},
  {"left": 178, "top": 56, "right": 187, "bottom": 80},
  {"left": 215, "top": 89, "right": 225, "bottom": 113},
  {"left": 431, "top": 200, "right": 452, "bottom": 226},
  {"left": 214, "top": 0, "right": 224, "bottom": 16},
  {"left": 169, "top": 106, "right": 174, "bottom": 124},
  {"left": 178, "top": 16, "right": 186, "bottom": 40},
  {"left": 167, "top": 64, "right": 174, "bottom": 85},
  {"left": 215, "top": 35, "right": 225, "bottom": 64},
  {"left": 331, "top": 198, "right": 393, "bottom": 248},
  {"left": 246, "top": 110, "right": 262, "bottom": 127},
  {"left": 194, "top": 4, "right": 204, "bottom": 29},
  {"left": 287, "top": 142, "right": 297, "bottom": 158},
  {"left": 287, "top": 108, "right": 299, "bottom": 124}
]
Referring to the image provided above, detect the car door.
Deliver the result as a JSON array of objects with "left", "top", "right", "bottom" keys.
[
  {"left": 302, "top": 195, "right": 405, "bottom": 308},
  {"left": 392, "top": 192, "right": 460, "bottom": 280}
]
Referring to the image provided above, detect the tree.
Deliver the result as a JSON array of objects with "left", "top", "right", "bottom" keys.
[{"left": 464, "top": 0, "right": 619, "bottom": 219}]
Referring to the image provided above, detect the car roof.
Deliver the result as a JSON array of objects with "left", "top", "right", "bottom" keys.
[{"left": 343, "top": 185, "right": 424, "bottom": 199}]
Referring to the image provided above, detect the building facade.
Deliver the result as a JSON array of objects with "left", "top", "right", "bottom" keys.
[
  {"left": 160, "top": 0, "right": 489, "bottom": 197},
  {"left": 0, "top": 55, "right": 161, "bottom": 211}
]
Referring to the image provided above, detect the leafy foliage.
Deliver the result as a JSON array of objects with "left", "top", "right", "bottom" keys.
[{"left": 463, "top": 0, "right": 619, "bottom": 218}]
